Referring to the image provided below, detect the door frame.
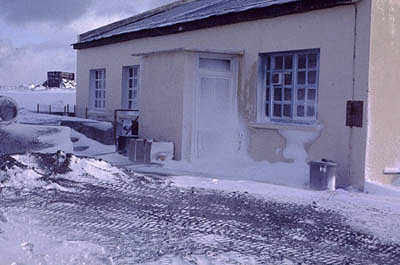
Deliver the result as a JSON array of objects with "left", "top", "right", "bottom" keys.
[{"left": 192, "top": 53, "right": 239, "bottom": 159}]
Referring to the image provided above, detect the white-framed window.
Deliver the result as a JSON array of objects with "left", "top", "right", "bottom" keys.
[
  {"left": 90, "top": 69, "right": 106, "bottom": 109},
  {"left": 261, "top": 49, "right": 320, "bottom": 123},
  {"left": 122, "top": 65, "right": 140, "bottom": 110}
]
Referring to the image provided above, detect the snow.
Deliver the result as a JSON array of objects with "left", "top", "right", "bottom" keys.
[
  {"left": 0, "top": 123, "right": 73, "bottom": 154},
  {"left": 1, "top": 153, "right": 126, "bottom": 191},
  {"left": 150, "top": 141, "right": 174, "bottom": 162},
  {"left": 133, "top": 129, "right": 320, "bottom": 188},
  {"left": 171, "top": 175, "right": 400, "bottom": 243},
  {"left": 0, "top": 89, "right": 75, "bottom": 112},
  {"left": 0, "top": 210, "right": 110, "bottom": 265},
  {"left": 70, "top": 129, "right": 115, "bottom": 156}
]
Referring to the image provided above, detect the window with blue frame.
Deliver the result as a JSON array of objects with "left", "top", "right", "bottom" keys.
[
  {"left": 90, "top": 69, "right": 106, "bottom": 110},
  {"left": 262, "top": 49, "right": 320, "bottom": 123}
]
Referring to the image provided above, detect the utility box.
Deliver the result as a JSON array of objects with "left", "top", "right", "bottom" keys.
[
  {"left": 127, "top": 138, "right": 152, "bottom": 163},
  {"left": 309, "top": 160, "right": 337, "bottom": 191}
]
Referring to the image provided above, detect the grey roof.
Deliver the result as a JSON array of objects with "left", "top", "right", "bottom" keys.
[
  {"left": 76, "top": 0, "right": 358, "bottom": 46},
  {"left": 79, "top": 0, "right": 299, "bottom": 43}
]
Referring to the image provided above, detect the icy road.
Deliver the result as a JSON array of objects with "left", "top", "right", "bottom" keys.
[{"left": 1, "top": 160, "right": 400, "bottom": 265}]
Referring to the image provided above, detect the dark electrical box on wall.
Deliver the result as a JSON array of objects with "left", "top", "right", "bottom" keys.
[{"left": 346, "top": 101, "right": 363, "bottom": 128}]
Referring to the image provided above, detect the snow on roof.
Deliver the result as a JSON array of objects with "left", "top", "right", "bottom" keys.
[{"left": 76, "top": 0, "right": 358, "bottom": 47}]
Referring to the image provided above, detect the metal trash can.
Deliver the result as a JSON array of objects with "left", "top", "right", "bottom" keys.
[
  {"left": 309, "top": 159, "right": 337, "bottom": 191},
  {"left": 127, "top": 138, "right": 152, "bottom": 163},
  {"left": 117, "top": 136, "right": 138, "bottom": 154}
]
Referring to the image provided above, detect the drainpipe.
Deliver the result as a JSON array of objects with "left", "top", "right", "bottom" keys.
[{"left": 347, "top": 3, "right": 358, "bottom": 186}]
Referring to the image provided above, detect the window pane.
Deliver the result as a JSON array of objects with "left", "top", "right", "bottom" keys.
[
  {"left": 199, "top": 58, "right": 231, "bottom": 72},
  {"left": 273, "top": 104, "right": 282, "bottom": 117},
  {"left": 298, "top": 55, "right": 307, "bottom": 69},
  {"left": 309, "top": 54, "right": 317, "bottom": 68},
  {"left": 128, "top": 90, "right": 132, "bottom": 99},
  {"left": 133, "top": 90, "right": 137, "bottom": 98},
  {"left": 284, "top": 56, "right": 293, "bottom": 70},
  {"left": 95, "top": 81, "right": 99, "bottom": 89},
  {"left": 128, "top": 79, "right": 133, "bottom": 88},
  {"left": 272, "top": 73, "right": 281, "bottom": 84},
  {"left": 266, "top": 72, "right": 271, "bottom": 85},
  {"left": 297, "top": 89, "right": 305, "bottom": 100},
  {"left": 297, "top": 105, "right": 305, "bottom": 117},
  {"left": 283, "top": 104, "right": 292, "bottom": 117},
  {"left": 134, "top": 67, "right": 138, "bottom": 77},
  {"left": 274, "top": 56, "right": 283, "bottom": 70},
  {"left": 284, "top": 73, "right": 292, "bottom": 85},
  {"left": 274, "top": 86, "right": 282, "bottom": 101},
  {"left": 308, "top": 89, "right": 316, "bottom": 101},
  {"left": 134, "top": 78, "right": 138, "bottom": 88},
  {"left": 128, "top": 101, "right": 132, "bottom": 109},
  {"left": 95, "top": 71, "right": 99, "bottom": 79},
  {"left": 129, "top": 68, "right": 133, "bottom": 78},
  {"left": 266, "top": 57, "right": 271, "bottom": 71},
  {"left": 265, "top": 103, "right": 270, "bottom": 117},
  {"left": 284, "top": 88, "right": 292, "bottom": 101},
  {"left": 297, "top": 71, "right": 306, "bottom": 85},
  {"left": 307, "top": 105, "right": 315, "bottom": 117},
  {"left": 103, "top": 100, "right": 106, "bottom": 108},
  {"left": 308, "top": 71, "right": 317, "bottom": 84},
  {"left": 266, "top": 87, "right": 270, "bottom": 101}
]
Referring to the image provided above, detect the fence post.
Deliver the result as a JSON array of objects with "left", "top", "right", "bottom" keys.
[{"left": 37, "top": 104, "right": 39, "bottom": 113}]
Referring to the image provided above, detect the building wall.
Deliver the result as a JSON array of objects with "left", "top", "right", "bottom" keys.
[
  {"left": 347, "top": 0, "right": 372, "bottom": 191},
  {"left": 366, "top": 0, "right": 400, "bottom": 184},
  {"left": 76, "top": 5, "right": 367, "bottom": 188},
  {"left": 139, "top": 51, "right": 186, "bottom": 160}
]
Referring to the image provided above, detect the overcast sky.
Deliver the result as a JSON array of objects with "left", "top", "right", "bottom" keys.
[{"left": 0, "top": 0, "right": 174, "bottom": 86}]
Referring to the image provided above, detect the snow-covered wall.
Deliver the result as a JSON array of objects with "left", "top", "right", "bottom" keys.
[
  {"left": 76, "top": 5, "right": 368, "bottom": 188},
  {"left": 366, "top": 0, "right": 400, "bottom": 184}
]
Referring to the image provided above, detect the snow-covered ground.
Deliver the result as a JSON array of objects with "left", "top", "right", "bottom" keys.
[
  {"left": 172, "top": 175, "right": 400, "bottom": 244},
  {"left": 1, "top": 153, "right": 400, "bottom": 264},
  {"left": 0, "top": 89, "right": 75, "bottom": 112}
]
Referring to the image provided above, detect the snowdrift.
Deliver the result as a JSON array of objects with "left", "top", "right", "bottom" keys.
[{"left": 0, "top": 152, "right": 127, "bottom": 191}]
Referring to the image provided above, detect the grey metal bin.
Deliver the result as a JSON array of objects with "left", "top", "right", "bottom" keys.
[
  {"left": 309, "top": 160, "right": 337, "bottom": 191},
  {"left": 127, "top": 138, "right": 152, "bottom": 163}
]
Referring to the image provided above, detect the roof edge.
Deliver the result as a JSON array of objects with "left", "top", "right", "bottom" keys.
[
  {"left": 131, "top": 47, "right": 245, "bottom": 57},
  {"left": 73, "top": 0, "right": 361, "bottom": 50},
  {"left": 78, "top": 0, "right": 195, "bottom": 42}
]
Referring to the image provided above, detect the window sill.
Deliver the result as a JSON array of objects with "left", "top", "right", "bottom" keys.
[{"left": 248, "top": 121, "right": 323, "bottom": 132}]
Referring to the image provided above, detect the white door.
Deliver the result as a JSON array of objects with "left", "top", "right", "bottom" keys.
[{"left": 195, "top": 57, "right": 238, "bottom": 159}]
